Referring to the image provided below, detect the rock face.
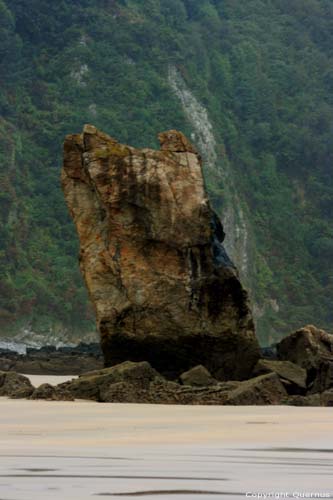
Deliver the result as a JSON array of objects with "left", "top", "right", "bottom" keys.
[{"left": 62, "top": 125, "right": 260, "bottom": 380}]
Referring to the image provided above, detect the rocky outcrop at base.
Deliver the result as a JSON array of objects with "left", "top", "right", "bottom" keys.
[
  {"left": 62, "top": 126, "right": 260, "bottom": 380},
  {"left": 3, "top": 327, "right": 333, "bottom": 405},
  {"left": 0, "top": 343, "right": 103, "bottom": 375},
  {"left": 56, "top": 361, "right": 287, "bottom": 405}
]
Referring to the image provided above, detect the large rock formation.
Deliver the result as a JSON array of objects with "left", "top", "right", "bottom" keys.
[{"left": 61, "top": 125, "right": 260, "bottom": 380}]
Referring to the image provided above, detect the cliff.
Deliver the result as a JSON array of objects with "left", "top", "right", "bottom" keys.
[{"left": 61, "top": 125, "right": 260, "bottom": 380}]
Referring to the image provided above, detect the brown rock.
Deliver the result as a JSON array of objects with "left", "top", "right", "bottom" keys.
[
  {"left": 225, "top": 373, "right": 287, "bottom": 405},
  {"left": 61, "top": 361, "right": 161, "bottom": 401},
  {"left": 59, "top": 361, "right": 240, "bottom": 405},
  {"left": 0, "top": 371, "right": 34, "bottom": 398},
  {"left": 277, "top": 325, "right": 333, "bottom": 392},
  {"left": 30, "top": 383, "right": 74, "bottom": 401},
  {"left": 180, "top": 365, "right": 217, "bottom": 387},
  {"left": 283, "top": 394, "right": 321, "bottom": 407},
  {"left": 253, "top": 359, "right": 307, "bottom": 394},
  {"left": 277, "top": 325, "right": 333, "bottom": 371},
  {"left": 61, "top": 125, "right": 259, "bottom": 380},
  {"left": 100, "top": 382, "right": 151, "bottom": 404}
]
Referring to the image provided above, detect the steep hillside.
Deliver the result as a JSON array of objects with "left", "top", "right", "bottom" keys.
[{"left": 1, "top": 0, "right": 333, "bottom": 344}]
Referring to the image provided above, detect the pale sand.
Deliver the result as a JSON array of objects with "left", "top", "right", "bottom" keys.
[
  {"left": 27, "top": 374, "right": 77, "bottom": 387},
  {"left": 0, "top": 375, "right": 332, "bottom": 499}
]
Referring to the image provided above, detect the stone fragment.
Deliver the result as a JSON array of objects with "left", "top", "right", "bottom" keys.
[
  {"left": 225, "top": 373, "right": 287, "bottom": 405},
  {"left": 253, "top": 359, "right": 307, "bottom": 394},
  {"left": 30, "top": 383, "right": 74, "bottom": 401},
  {"left": 61, "top": 361, "right": 161, "bottom": 401},
  {"left": 180, "top": 365, "right": 217, "bottom": 387}
]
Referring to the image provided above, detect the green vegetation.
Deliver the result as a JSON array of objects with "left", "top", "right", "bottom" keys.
[{"left": 0, "top": 0, "right": 333, "bottom": 343}]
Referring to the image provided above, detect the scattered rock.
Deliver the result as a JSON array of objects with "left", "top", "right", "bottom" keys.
[
  {"left": 283, "top": 394, "right": 321, "bottom": 407},
  {"left": 30, "top": 383, "right": 74, "bottom": 401},
  {"left": 60, "top": 361, "right": 162, "bottom": 401},
  {"left": 225, "top": 373, "right": 287, "bottom": 405},
  {"left": 180, "top": 365, "right": 217, "bottom": 387},
  {"left": 277, "top": 325, "right": 333, "bottom": 393},
  {"left": 277, "top": 325, "right": 333, "bottom": 371},
  {"left": 62, "top": 125, "right": 260, "bottom": 380},
  {"left": 253, "top": 359, "right": 307, "bottom": 394},
  {"left": 0, "top": 371, "right": 34, "bottom": 398},
  {"left": 57, "top": 361, "right": 240, "bottom": 404}
]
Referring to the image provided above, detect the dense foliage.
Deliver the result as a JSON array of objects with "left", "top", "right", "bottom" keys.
[{"left": 0, "top": 0, "right": 332, "bottom": 343}]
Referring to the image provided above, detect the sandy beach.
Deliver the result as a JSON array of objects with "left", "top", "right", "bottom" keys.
[{"left": 0, "top": 375, "right": 333, "bottom": 499}]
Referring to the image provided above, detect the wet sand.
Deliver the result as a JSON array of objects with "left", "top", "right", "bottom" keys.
[{"left": 0, "top": 376, "right": 333, "bottom": 499}]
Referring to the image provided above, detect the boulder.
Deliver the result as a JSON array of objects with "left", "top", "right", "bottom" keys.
[
  {"left": 225, "top": 373, "right": 287, "bottom": 405},
  {"left": 180, "top": 365, "right": 217, "bottom": 387},
  {"left": 30, "top": 383, "right": 74, "bottom": 401},
  {"left": 253, "top": 359, "right": 307, "bottom": 394},
  {"left": 60, "top": 361, "right": 162, "bottom": 401},
  {"left": 0, "top": 371, "right": 34, "bottom": 398},
  {"left": 277, "top": 325, "right": 333, "bottom": 392},
  {"left": 61, "top": 125, "right": 260, "bottom": 380}
]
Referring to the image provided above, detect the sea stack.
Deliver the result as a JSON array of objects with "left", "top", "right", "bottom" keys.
[{"left": 61, "top": 125, "right": 260, "bottom": 380}]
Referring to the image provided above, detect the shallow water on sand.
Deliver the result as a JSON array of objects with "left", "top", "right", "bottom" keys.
[{"left": 0, "top": 376, "right": 333, "bottom": 500}]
